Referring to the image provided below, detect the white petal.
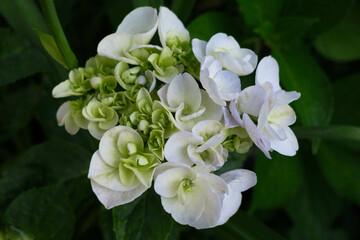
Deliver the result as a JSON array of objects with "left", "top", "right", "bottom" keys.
[
  {"left": 90, "top": 180, "right": 147, "bottom": 209},
  {"left": 213, "top": 70, "right": 241, "bottom": 101},
  {"left": 158, "top": 6, "right": 189, "bottom": 47},
  {"left": 191, "top": 190, "right": 222, "bottom": 229},
  {"left": 56, "top": 101, "right": 71, "bottom": 126},
  {"left": 273, "top": 90, "right": 301, "bottom": 107},
  {"left": 64, "top": 114, "right": 79, "bottom": 135},
  {"left": 161, "top": 179, "right": 208, "bottom": 225},
  {"left": 201, "top": 56, "right": 222, "bottom": 77},
  {"left": 192, "top": 39, "right": 207, "bottom": 63},
  {"left": 198, "top": 172, "right": 228, "bottom": 194},
  {"left": 167, "top": 73, "right": 201, "bottom": 111},
  {"left": 237, "top": 86, "right": 267, "bottom": 117},
  {"left": 97, "top": 33, "right": 133, "bottom": 62},
  {"left": 88, "top": 122, "right": 106, "bottom": 140},
  {"left": 200, "top": 70, "right": 225, "bottom": 106},
  {"left": 215, "top": 51, "right": 255, "bottom": 76},
  {"left": 196, "top": 90, "right": 223, "bottom": 122},
  {"left": 116, "top": 7, "right": 158, "bottom": 45},
  {"left": 52, "top": 80, "right": 78, "bottom": 98},
  {"left": 256, "top": 56, "right": 281, "bottom": 92},
  {"left": 192, "top": 120, "right": 223, "bottom": 141},
  {"left": 88, "top": 151, "right": 137, "bottom": 191},
  {"left": 268, "top": 104, "right": 296, "bottom": 126},
  {"left": 269, "top": 125, "right": 299, "bottom": 156},
  {"left": 217, "top": 169, "right": 256, "bottom": 225},
  {"left": 164, "top": 131, "right": 203, "bottom": 166},
  {"left": 223, "top": 105, "right": 241, "bottom": 128},
  {"left": 234, "top": 48, "right": 258, "bottom": 71},
  {"left": 155, "top": 165, "right": 196, "bottom": 198},
  {"left": 206, "top": 33, "right": 240, "bottom": 55},
  {"left": 243, "top": 114, "right": 271, "bottom": 159}
]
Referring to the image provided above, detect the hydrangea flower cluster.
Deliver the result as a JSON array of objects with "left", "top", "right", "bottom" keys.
[{"left": 53, "top": 6, "right": 300, "bottom": 229}]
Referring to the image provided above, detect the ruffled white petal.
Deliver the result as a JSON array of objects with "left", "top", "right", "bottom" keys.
[
  {"left": 192, "top": 39, "right": 207, "bottom": 63},
  {"left": 255, "top": 56, "right": 280, "bottom": 92}
]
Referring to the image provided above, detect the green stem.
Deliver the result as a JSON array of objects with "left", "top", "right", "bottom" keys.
[{"left": 40, "top": 0, "right": 78, "bottom": 69}]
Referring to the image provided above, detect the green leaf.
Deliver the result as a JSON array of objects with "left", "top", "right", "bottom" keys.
[
  {"left": 272, "top": 42, "right": 333, "bottom": 153},
  {"left": 285, "top": 150, "right": 343, "bottom": 239},
  {"left": 171, "top": 0, "right": 196, "bottom": 23},
  {"left": 5, "top": 184, "right": 75, "bottom": 240},
  {"left": 132, "top": 0, "right": 164, "bottom": 8},
  {"left": 0, "top": 84, "right": 40, "bottom": 141},
  {"left": 0, "top": 28, "right": 49, "bottom": 86},
  {"left": 222, "top": 210, "right": 287, "bottom": 240},
  {"left": 0, "top": 0, "right": 48, "bottom": 48},
  {"left": 331, "top": 73, "right": 360, "bottom": 126},
  {"left": 34, "top": 29, "right": 69, "bottom": 69},
  {"left": 254, "top": 17, "right": 316, "bottom": 46},
  {"left": 313, "top": 1, "right": 360, "bottom": 62},
  {"left": 294, "top": 125, "right": 360, "bottom": 142},
  {"left": 113, "top": 189, "right": 173, "bottom": 240},
  {"left": 0, "top": 141, "right": 91, "bottom": 214},
  {"left": 187, "top": 11, "right": 243, "bottom": 40},
  {"left": 317, "top": 141, "right": 360, "bottom": 206},
  {"left": 250, "top": 152, "right": 302, "bottom": 211},
  {"left": 236, "top": 0, "right": 285, "bottom": 28},
  {"left": 99, "top": 207, "right": 117, "bottom": 240},
  {"left": 283, "top": 0, "right": 355, "bottom": 36}
]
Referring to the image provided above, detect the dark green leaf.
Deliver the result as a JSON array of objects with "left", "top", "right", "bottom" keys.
[
  {"left": 294, "top": 125, "right": 360, "bottom": 141},
  {"left": 0, "top": 0, "right": 48, "bottom": 48},
  {"left": 215, "top": 151, "right": 248, "bottom": 175},
  {"left": 132, "top": 0, "right": 164, "bottom": 8},
  {"left": 113, "top": 189, "right": 173, "bottom": 240},
  {"left": 0, "top": 28, "right": 49, "bottom": 86},
  {"left": 0, "top": 140, "right": 91, "bottom": 214},
  {"left": 187, "top": 11, "right": 243, "bottom": 40},
  {"left": 250, "top": 152, "right": 302, "bottom": 211},
  {"left": 255, "top": 17, "right": 316, "bottom": 46},
  {"left": 0, "top": 84, "right": 40, "bottom": 142},
  {"left": 313, "top": 1, "right": 360, "bottom": 62},
  {"left": 99, "top": 207, "right": 117, "bottom": 240},
  {"left": 35, "top": 29, "right": 69, "bottom": 69},
  {"left": 236, "top": 0, "right": 285, "bottom": 28},
  {"left": 285, "top": 151, "right": 343, "bottom": 239},
  {"left": 317, "top": 141, "right": 360, "bottom": 206},
  {"left": 222, "top": 210, "right": 287, "bottom": 240},
  {"left": 5, "top": 184, "right": 75, "bottom": 240},
  {"left": 283, "top": 0, "right": 355, "bottom": 36},
  {"left": 171, "top": 0, "right": 196, "bottom": 23},
  {"left": 332, "top": 73, "right": 360, "bottom": 126}
]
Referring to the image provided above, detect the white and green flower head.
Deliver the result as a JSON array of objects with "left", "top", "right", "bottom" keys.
[
  {"left": 158, "top": 73, "right": 222, "bottom": 131},
  {"left": 85, "top": 55, "right": 118, "bottom": 77},
  {"left": 115, "top": 61, "right": 156, "bottom": 100},
  {"left": 52, "top": 68, "right": 92, "bottom": 98},
  {"left": 100, "top": 91, "right": 131, "bottom": 113},
  {"left": 88, "top": 126, "right": 160, "bottom": 209},
  {"left": 56, "top": 98, "right": 89, "bottom": 135},
  {"left": 227, "top": 56, "right": 301, "bottom": 158},
  {"left": 154, "top": 163, "right": 257, "bottom": 229},
  {"left": 164, "top": 120, "right": 227, "bottom": 171},
  {"left": 82, "top": 99, "right": 119, "bottom": 139},
  {"left": 222, "top": 126, "right": 253, "bottom": 154},
  {"left": 192, "top": 33, "right": 258, "bottom": 76},
  {"left": 97, "top": 7, "right": 159, "bottom": 64},
  {"left": 151, "top": 100, "right": 179, "bottom": 138}
]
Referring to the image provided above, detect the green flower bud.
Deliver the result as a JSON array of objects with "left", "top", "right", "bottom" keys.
[
  {"left": 148, "top": 129, "right": 165, "bottom": 160},
  {"left": 151, "top": 101, "right": 178, "bottom": 138},
  {"left": 99, "top": 76, "right": 118, "bottom": 94},
  {"left": 85, "top": 55, "right": 117, "bottom": 77}
]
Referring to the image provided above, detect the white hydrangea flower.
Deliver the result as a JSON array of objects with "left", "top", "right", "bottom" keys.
[
  {"left": 82, "top": 99, "right": 119, "bottom": 139},
  {"left": 88, "top": 126, "right": 160, "bottom": 209},
  {"left": 164, "top": 120, "right": 227, "bottom": 171},
  {"left": 158, "top": 6, "right": 190, "bottom": 48},
  {"left": 227, "top": 56, "right": 301, "bottom": 158},
  {"left": 200, "top": 56, "right": 241, "bottom": 106},
  {"left": 192, "top": 33, "right": 258, "bottom": 76},
  {"left": 97, "top": 7, "right": 159, "bottom": 64},
  {"left": 154, "top": 163, "right": 257, "bottom": 229},
  {"left": 56, "top": 101, "right": 89, "bottom": 135},
  {"left": 157, "top": 73, "right": 222, "bottom": 131}
]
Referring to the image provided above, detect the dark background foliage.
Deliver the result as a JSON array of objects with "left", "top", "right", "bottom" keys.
[{"left": 0, "top": 0, "right": 359, "bottom": 239}]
